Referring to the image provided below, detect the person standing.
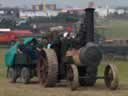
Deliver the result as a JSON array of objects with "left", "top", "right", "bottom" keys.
[{"left": 17, "top": 38, "right": 25, "bottom": 54}]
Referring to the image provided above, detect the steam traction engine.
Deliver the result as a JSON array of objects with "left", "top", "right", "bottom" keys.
[{"left": 38, "top": 8, "right": 119, "bottom": 90}]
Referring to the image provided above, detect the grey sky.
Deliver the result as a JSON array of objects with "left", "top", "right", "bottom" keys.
[{"left": 0, "top": 0, "right": 128, "bottom": 8}]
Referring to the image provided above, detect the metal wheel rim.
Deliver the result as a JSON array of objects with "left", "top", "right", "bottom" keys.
[{"left": 104, "top": 64, "right": 119, "bottom": 90}]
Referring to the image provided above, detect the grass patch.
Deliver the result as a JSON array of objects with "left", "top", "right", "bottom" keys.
[
  {"left": 98, "top": 59, "right": 128, "bottom": 83},
  {"left": 0, "top": 48, "right": 6, "bottom": 78},
  {"left": 97, "top": 19, "right": 128, "bottom": 39},
  {"left": 0, "top": 48, "right": 6, "bottom": 65}
]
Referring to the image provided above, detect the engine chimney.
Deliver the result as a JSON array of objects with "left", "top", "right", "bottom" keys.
[{"left": 85, "top": 8, "right": 95, "bottom": 42}]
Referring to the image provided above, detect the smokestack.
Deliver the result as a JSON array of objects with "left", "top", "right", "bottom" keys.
[{"left": 85, "top": 8, "right": 95, "bottom": 42}]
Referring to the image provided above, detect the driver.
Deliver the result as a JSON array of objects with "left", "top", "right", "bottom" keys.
[
  {"left": 36, "top": 38, "right": 48, "bottom": 51},
  {"left": 24, "top": 39, "right": 38, "bottom": 61},
  {"left": 17, "top": 38, "right": 25, "bottom": 54}
]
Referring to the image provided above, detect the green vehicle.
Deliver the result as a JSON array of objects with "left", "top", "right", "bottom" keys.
[{"left": 5, "top": 37, "right": 41, "bottom": 84}]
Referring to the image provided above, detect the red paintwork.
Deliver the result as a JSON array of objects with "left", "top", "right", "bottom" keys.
[{"left": 0, "top": 30, "right": 32, "bottom": 43}]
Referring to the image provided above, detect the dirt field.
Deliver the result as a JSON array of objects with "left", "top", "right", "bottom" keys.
[
  {"left": 1, "top": 48, "right": 128, "bottom": 96},
  {"left": 0, "top": 78, "right": 128, "bottom": 96}
]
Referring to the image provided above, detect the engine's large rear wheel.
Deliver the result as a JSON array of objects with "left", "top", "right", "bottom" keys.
[
  {"left": 38, "top": 49, "right": 58, "bottom": 87},
  {"left": 104, "top": 64, "right": 119, "bottom": 90}
]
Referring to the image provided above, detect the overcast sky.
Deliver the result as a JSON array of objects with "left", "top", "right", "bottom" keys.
[{"left": 0, "top": 0, "right": 128, "bottom": 8}]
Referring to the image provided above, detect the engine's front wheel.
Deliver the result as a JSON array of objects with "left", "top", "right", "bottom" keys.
[{"left": 104, "top": 64, "right": 119, "bottom": 90}]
